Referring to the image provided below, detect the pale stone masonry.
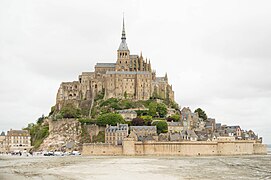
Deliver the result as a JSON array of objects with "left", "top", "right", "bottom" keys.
[
  {"left": 1, "top": 129, "right": 32, "bottom": 153},
  {"left": 55, "top": 18, "right": 174, "bottom": 111},
  {"left": 82, "top": 138, "right": 267, "bottom": 156},
  {"left": 105, "top": 124, "right": 128, "bottom": 145},
  {"left": 116, "top": 110, "right": 137, "bottom": 121}
]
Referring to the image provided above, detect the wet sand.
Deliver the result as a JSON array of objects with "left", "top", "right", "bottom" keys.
[{"left": 0, "top": 155, "right": 271, "bottom": 180}]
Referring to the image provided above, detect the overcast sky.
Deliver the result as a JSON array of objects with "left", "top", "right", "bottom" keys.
[{"left": 0, "top": 0, "right": 270, "bottom": 143}]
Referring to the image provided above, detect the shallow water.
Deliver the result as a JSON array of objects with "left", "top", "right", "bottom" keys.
[{"left": 0, "top": 155, "right": 270, "bottom": 180}]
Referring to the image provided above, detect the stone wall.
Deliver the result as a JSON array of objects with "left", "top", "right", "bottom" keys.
[
  {"left": 82, "top": 143, "right": 122, "bottom": 155},
  {"left": 253, "top": 143, "right": 267, "bottom": 154},
  {"left": 82, "top": 139, "right": 267, "bottom": 156}
]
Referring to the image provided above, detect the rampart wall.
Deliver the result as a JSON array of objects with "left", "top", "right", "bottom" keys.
[
  {"left": 82, "top": 143, "right": 122, "bottom": 155},
  {"left": 82, "top": 139, "right": 267, "bottom": 156}
]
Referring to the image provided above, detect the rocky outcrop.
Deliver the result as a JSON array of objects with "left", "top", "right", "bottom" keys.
[{"left": 39, "top": 119, "right": 82, "bottom": 151}]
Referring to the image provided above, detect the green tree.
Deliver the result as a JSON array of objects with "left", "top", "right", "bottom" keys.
[
  {"left": 167, "top": 114, "right": 180, "bottom": 122},
  {"left": 37, "top": 114, "right": 45, "bottom": 124},
  {"left": 97, "top": 113, "right": 125, "bottom": 126},
  {"left": 24, "top": 123, "right": 49, "bottom": 149},
  {"left": 157, "top": 103, "right": 167, "bottom": 117},
  {"left": 149, "top": 102, "right": 158, "bottom": 117},
  {"left": 141, "top": 115, "right": 152, "bottom": 126},
  {"left": 194, "top": 108, "right": 207, "bottom": 121},
  {"left": 131, "top": 117, "right": 144, "bottom": 126},
  {"left": 152, "top": 121, "right": 168, "bottom": 134}
]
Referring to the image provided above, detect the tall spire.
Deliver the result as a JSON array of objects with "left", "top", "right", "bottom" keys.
[
  {"left": 118, "top": 15, "right": 129, "bottom": 51},
  {"left": 121, "top": 15, "right": 126, "bottom": 41}
]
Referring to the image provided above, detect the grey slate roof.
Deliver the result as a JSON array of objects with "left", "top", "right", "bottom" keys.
[
  {"left": 117, "top": 110, "right": 137, "bottom": 114},
  {"left": 106, "top": 124, "right": 128, "bottom": 133},
  {"left": 106, "top": 71, "right": 151, "bottom": 75},
  {"left": 130, "top": 55, "right": 139, "bottom": 59},
  {"left": 130, "top": 126, "right": 157, "bottom": 131},
  {"left": 0, "top": 131, "right": 5, "bottom": 136},
  {"left": 7, "top": 130, "right": 29, "bottom": 136},
  {"left": 95, "top": 63, "right": 116, "bottom": 68},
  {"left": 119, "top": 41, "right": 129, "bottom": 51}
]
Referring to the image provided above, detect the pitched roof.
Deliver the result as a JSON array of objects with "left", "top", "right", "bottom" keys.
[
  {"left": 116, "top": 110, "right": 137, "bottom": 114},
  {"left": 105, "top": 124, "right": 128, "bottom": 132},
  {"left": 95, "top": 63, "right": 116, "bottom": 68},
  {"left": 130, "top": 126, "right": 157, "bottom": 131},
  {"left": 7, "top": 130, "right": 29, "bottom": 136}
]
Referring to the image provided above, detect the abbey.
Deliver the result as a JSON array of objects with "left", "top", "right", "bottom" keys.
[{"left": 56, "top": 19, "right": 174, "bottom": 110}]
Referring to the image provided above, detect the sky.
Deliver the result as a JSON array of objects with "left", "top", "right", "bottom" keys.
[{"left": 0, "top": 0, "right": 270, "bottom": 143}]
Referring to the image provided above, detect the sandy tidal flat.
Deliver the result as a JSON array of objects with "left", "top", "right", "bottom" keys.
[{"left": 0, "top": 155, "right": 271, "bottom": 180}]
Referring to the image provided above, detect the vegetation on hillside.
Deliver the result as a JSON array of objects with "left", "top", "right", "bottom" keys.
[
  {"left": 152, "top": 121, "right": 168, "bottom": 134},
  {"left": 166, "top": 114, "right": 180, "bottom": 122},
  {"left": 24, "top": 115, "right": 49, "bottom": 149},
  {"left": 92, "top": 131, "right": 105, "bottom": 143},
  {"left": 131, "top": 117, "right": 145, "bottom": 126},
  {"left": 194, "top": 108, "right": 208, "bottom": 121},
  {"left": 96, "top": 113, "right": 125, "bottom": 126}
]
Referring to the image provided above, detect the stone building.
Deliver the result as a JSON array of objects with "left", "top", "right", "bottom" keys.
[
  {"left": 4, "top": 129, "right": 32, "bottom": 152},
  {"left": 129, "top": 126, "right": 157, "bottom": 141},
  {"left": 180, "top": 107, "right": 200, "bottom": 130},
  {"left": 0, "top": 132, "right": 6, "bottom": 153},
  {"left": 105, "top": 124, "right": 128, "bottom": 145},
  {"left": 167, "top": 121, "right": 183, "bottom": 133},
  {"left": 55, "top": 18, "right": 175, "bottom": 111},
  {"left": 181, "top": 130, "right": 198, "bottom": 141},
  {"left": 205, "top": 118, "right": 216, "bottom": 133},
  {"left": 116, "top": 110, "right": 137, "bottom": 121}
]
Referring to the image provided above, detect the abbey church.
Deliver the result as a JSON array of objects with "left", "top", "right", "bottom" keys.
[{"left": 56, "top": 18, "right": 175, "bottom": 110}]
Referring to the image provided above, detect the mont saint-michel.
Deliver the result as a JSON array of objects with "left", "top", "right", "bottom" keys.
[{"left": 0, "top": 18, "right": 267, "bottom": 157}]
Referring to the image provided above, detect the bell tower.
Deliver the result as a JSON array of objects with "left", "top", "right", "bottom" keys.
[{"left": 116, "top": 16, "right": 130, "bottom": 71}]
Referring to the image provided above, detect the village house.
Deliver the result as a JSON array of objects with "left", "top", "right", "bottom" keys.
[
  {"left": 129, "top": 126, "right": 157, "bottom": 141},
  {"left": 105, "top": 124, "right": 128, "bottom": 145},
  {"left": 181, "top": 129, "right": 198, "bottom": 141},
  {"left": 116, "top": 109, "right": 137, "bottom": 121},
  {"left": 205, "top": 118, "right": 216, "bottom": 133},
  {"left": 0, "top": 132, "right": 6, "bottom": 153},
  {"left": 4, "top": 129, "right": 32, "bottom": 153},
  {"left": 167, "top": 121, "right": 183, "bottom": 133}
]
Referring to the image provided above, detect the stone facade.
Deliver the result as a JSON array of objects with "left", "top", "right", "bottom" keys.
[
  {"left": 1, "top": 129, "right": 32, "bottom": 153},
  {"left": 116, "top": 110, "right": 137, "bottom": 121},
  {"left": 180, "top": 107, "right": 200, "bottom": 130},
  {"left": 55, "top": 19, "right": 175, "bottom": 111},
  {"left": 82, "top": 138, "right": 267, "bottom": 156},
  {"left": 167, "top": 121, "right": 183, "bottom": 133},
  {"left": 105, "top": 124, "right": 128, "bottom": 145},
  {"left": 129, "top": 126, "right": 157, "bottom": 141}
]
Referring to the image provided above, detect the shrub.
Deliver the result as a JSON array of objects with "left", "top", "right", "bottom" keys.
[
  {"left": 194, "top": 108, "right": 207, "bottom": 121},
  {"left": 156, "top": 103, "right": 167, "bottom": 118},
  {"left": 131, "top": 117, "right": 145, "bottom": 126},
  {"left": 97, "top": 113, "right": 125, "bottom": 126},
  {"left": 148, "top": 102, "right": 158, "bottom": 117},
  {"left": 135, "top": 110, "right": 149, "bottom": 116},
  {"left": 152, "top": 121, "right": 168, "bottom": 134},
  {"left": 60, "top": 104, "right": 81, "bottom": 118},
  {"left": 78, "top": 118, "right": 96, "bottom": 125},
  {"left": 167, "top": 114, "right": 180, "bottom": 122}
]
